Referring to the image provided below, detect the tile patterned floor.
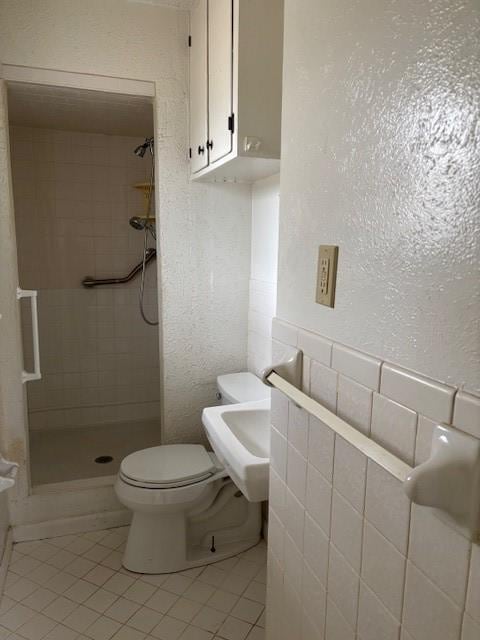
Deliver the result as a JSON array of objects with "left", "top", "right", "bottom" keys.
[{"left": 0, "top": 527, "right": 266, "bottom": 640}]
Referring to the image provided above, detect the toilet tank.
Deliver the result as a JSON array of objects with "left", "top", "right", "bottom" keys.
[{"left": 216, "top": 372, "right": 270, "bottom": 405}]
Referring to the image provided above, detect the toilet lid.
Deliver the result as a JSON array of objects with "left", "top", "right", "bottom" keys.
[{"left": 120, "top": 444, "right": 217, "bottom": 486}]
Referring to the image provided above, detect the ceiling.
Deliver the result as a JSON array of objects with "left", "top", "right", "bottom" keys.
[{"left": 7, "top": 82, "right": 154, "bottom": 137}]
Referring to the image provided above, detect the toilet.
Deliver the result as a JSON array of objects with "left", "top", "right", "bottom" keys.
[{"left": 114, "top": 372, "right": 270, "bottom": 574}]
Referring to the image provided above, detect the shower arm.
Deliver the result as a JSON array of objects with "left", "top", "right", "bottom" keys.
[{"left": 81, "top": 248, "right": 156, "bottom": 288}]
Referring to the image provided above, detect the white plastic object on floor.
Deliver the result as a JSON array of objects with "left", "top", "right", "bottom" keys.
[
  {"left": 202, "top": 399, "right": 270, "bottom": 502},
  {"left": 404, "top": 424, "right": 480, "bottom": 541},
  {"left": 0, "top": 456, "right": 19, "bottom": 492}
]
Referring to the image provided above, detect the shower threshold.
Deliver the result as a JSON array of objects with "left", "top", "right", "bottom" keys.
[{"left": 29, "top": 418, "right": 160, "bottom": 486}]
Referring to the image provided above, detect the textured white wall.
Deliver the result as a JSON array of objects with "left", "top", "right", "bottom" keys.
[
  {"left": 278, "top": 0, "right": 480, "bottom": 393},
  {"left": 248, "top": 175, "right": 279, "bottom": 375},
  {"left": 0, "top": 0, "right": 252, "bottom": 454},
  {"left": 0, "top": 0, "right": 251, "bottom": 528}
]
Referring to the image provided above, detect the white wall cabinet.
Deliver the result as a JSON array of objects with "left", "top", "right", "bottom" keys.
[{"left": 189, "top": 0, "right": 284, "bottom": 183}]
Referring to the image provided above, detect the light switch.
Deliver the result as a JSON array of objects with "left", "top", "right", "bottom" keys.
[{"left": 316, "top": 245, "right": 338, "bottom": 307}]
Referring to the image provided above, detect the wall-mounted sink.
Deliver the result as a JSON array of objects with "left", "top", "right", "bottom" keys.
[{"left": 202, "top": 399, "right": 270, "bottom": 502}]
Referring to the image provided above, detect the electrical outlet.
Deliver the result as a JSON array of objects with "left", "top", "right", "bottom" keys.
[{"left": 316, "top": 245, "right": 338, "bottom": 307}]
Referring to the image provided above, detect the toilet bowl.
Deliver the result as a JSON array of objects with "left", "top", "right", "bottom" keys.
[{"left": 115, "top": 372, "right": 270, "bottom": 574}]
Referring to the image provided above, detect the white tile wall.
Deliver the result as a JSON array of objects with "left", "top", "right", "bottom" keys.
[
  {"left": 267, "top": 318, "right": 480, "bottom": 640},
  {"left": 453, "top": 391, "right": 480, "bottom": 439},
  {"left": 10, "top": 126, "right": 160, "bottom": 431}
]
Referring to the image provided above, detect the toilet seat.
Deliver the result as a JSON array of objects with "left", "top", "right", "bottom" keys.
[{"left": 119, "top": 444, "right": 220, "bottom": 489}]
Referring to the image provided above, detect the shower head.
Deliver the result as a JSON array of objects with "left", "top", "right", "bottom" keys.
[
  {"left": 129, "top": 216, "right": 146, "bottom": 230},
  {"left": 134, "top": 137, "right": 154, "bottom": 157},
  {"left": 129, "top": 216, "right": 156, "bottom": 239}
]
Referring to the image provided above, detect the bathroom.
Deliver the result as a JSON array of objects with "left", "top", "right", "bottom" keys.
[{"left": 0, "top": 1, "right": 478, "bottom": 640}]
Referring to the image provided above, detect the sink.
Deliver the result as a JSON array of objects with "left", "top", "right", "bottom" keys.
[{"left": 202, "top": 399, "right": 270, "bottom": 502}]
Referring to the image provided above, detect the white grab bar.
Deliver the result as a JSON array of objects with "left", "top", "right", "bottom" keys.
[{"left": 17, "top": 287, "right": 42, "bottom": 383}]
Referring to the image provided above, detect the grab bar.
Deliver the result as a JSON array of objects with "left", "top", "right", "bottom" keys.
[
  {"left": 265, "top": 370, "right": 413, "bottom": 483},
  {"left": 17, "top": 287, "right": 42, "bottom": 383},
  {"left": 82, "top": 248, "right": 156, "bottom": 288}
]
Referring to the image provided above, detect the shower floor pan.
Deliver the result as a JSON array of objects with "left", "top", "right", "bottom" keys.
[{"left": 30, "top": 418, "right": 160, "bottom": 486}]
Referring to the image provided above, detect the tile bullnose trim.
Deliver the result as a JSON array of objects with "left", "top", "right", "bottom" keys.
[{"left": 380, "top": 363, "right": 456, "bottom": 424}]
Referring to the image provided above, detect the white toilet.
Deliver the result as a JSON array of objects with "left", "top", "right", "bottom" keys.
[{"left": 114, "top": 372, "right": 270, "bottom": 574}]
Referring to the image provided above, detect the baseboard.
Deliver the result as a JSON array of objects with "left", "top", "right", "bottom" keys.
[
  {"left": 0, "top": 528, "right": 13, "bottom": 596},
  {"left": 12, "top": 509, "right": 131, "bottom": 542}
]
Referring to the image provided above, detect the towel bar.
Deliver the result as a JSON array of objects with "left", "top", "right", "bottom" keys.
[
  {"left": 265, "top": 370, "right": 413, "bottom": 483},
  {"left": 266, "top": 369, "right": 480, "bottom": 540}
]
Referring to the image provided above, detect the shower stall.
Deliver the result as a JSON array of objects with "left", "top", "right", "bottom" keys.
[{"left": 8, "top": 82, "right": 161, "bottom": 487}]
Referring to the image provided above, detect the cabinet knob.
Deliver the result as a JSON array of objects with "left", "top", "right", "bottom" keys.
[
  {"left": 198, "top": 145, "right": 205, "bottom": 155},
  {"left": 206, "top": 140, "right": 214, "bottom": 150}
]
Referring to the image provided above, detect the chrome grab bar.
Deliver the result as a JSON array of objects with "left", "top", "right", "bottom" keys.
[{"left": 82, "top": 248, "right": 156, "bottom": 288}]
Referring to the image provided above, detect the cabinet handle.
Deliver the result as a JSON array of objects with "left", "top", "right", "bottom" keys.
[
  {"left": 206, "top": 140, "right": 214, "bottom": 150},
  {"left": 198, "top": 145, "right": 205, "bottom": 155}
]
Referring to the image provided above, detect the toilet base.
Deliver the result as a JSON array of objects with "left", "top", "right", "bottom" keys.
[{"left": 121, "top": 479, "right": 263, "bottom": 574}]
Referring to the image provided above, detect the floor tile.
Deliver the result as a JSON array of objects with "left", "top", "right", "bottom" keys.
[
  {"left": 42, "top": 596, "right": 79, "bottom": 622},
  {"left": 151, "top": 615, "right": 187, "bottom": 640},
  {"left": 84, "top": 566, "right": 116, "bottom": 587},
  {"left": 217, "top": 615, "right": 252, "bottom": 640},
  {"left": 64, "top": 579, "right": 99, "bottom": 603},
  {"left": 22, "top": 588, "right": 58, "bottom": 613},
  {"left": 230, "top": 598, "right": 263, "bottom": 624},
  {"left": 15, "top": 611, "right": 57, "bottom": 639},
  {"left": 161, "top": 575, "right": 193, "bottom": 597},
  {"left": 111, "top": 626, "right": 146, "bottom": 640},
  {"left": 63, "top": 604, "right": 100, "bottom": 633},
  {"left": 84, "top": 615, "right": 122, "bottom": 640},
  {"left": 84, "top": 589, "right": 119, "bottom": 614},
  {"left": 104, "top": 598, "right": 141, "bottom": 624},
  {"left": 167, "top": 598, "right": 202, "bottom": 624},
  {"left": 103, "top": 574, "right": 136, "bottom": 597},
  {"left": 0, "top": 603, "right": 37, "bottom": 631},
  {"left": 4, "top": 577, "right": 38, "bottom": 602},
  {"left": 207, "top": 590, "right": 239, "bottom": 614},
  {"left": 123, "top": 581, "right": 156, "bottom": 605},
  {"left": 126, "top": 607, "right": 163, "bottom": 634},
  {"left": 43, "top": 624, "right": 80, "bottom": 640},
  {"left": 178, "top": 626, "right": 213, "bottom": 640},
  {"left": 241, "top": 583, "right": 265, "bottom": 605},
  {"left": 144, "top": 590, "right": 178, "bottom": 616},
  {"left": 190, "top": 605, "right": 226, "bottom": 633},
  {"left": 65, "top": 558, "right": 98, "bottom": 579},
  {"left": 182, "top": 582, "right": 215, "bottom": 605},
  {"left": 3, "top": 529, "right": 267, "bottom": 640}
]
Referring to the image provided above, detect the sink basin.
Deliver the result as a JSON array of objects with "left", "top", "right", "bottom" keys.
[{"left": 202, "top": 399, "right": 270, "bottom": 502}]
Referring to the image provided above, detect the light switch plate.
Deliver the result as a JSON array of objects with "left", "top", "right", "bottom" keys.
[{"left": 316, "top": 245, "right": 338, "bottom": 307}]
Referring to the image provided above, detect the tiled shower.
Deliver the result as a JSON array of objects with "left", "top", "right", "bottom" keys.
[{"left": 10, "top": 118, "right": 161, "bottom": 486}]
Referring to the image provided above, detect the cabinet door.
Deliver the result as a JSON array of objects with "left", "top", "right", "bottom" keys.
[
  {"left": 189, "top": 0, "right": 208, "bottom": 173},
  {"left": 208, "top": 0, "right": 233, "bottom": 164}
]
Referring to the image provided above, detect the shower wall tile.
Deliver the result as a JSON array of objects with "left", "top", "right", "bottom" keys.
[
  {"left": 266, "top": 318, "right": 480, "bottom": 640},
  {"left": 10, "top": 126, "right": 160, "bottom": 432}
]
